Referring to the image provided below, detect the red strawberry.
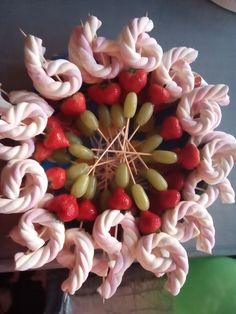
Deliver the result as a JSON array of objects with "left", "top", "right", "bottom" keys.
[
  {"left": 46, "top": 194, "right": 79, "bottom": 222},
  {"left": 138, "top": 211, "right": 161, "bottom": 235},
  {"left": 46, "top": 167, "right": 66, "bottom": 190},
  {"left": 164, "top": 169, "right": 185, "bottom": 191},
  {"left": 147, "top": 83, "right": 170, "bottom": 107},
  {"left": 155, "top": 189, "right": 181, "bottom": 210},
  {"left": 180, "top": 143, "right": 200, "bottom": 170},
  {"left": 46, "top": 116, "right": 61, "bottom": 129},
  {"left": 108, "top": 187, "right": 133, "bottom": 210},
  {"left": 34, "top": 142, "right": 53, "bottom": 162},
  {"left": 61, "top": 92, "right": 86, "bottom": 115},
  {"left": 77, "top": 199, "right": 97, "bottom": 221},
  {"left": 160, "top": 116, "right": 183, "bottom": 140},
  {"left": 44, "top": 126, "right": 69, "bottom": 149},
  {"left": 118, "top": 68, "right": 147, "bottom": 93},
  {"left": 88, "top": 82, "right": 121, "bottom": 105}
]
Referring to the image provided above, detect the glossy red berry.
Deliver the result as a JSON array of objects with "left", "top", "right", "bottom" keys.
[
  {"left": 154, "top": 189, "right": 181, "bottom": 210},
  {"left": 137, "top": 211, "right": 161, "bottom": 235},
  {"left": 46, "top": 167, "right": 66, "bottom": 190},
  {"left": 61, "top": 92, "right": 86, "bottom": 115},
  {"left": 180, "top": 143, "right": 200, "bottom": 170},
  {"left": 34, "top": 142, "right": 53, "bottom": 162},
  {"left": 108, "top": 187, "right": 133, "bottom": 210},
  {"left": 147, "top": 83, "right": 170, "bottom": 107},
  {"left": 88, "top": 82, "right": 121, "bottom": 105},
  {"left": 164, "top": 169, "right": 185, "bottom": 191},
  {"left": 44, "top": 126, "right": 70, "bottom": 149},
  {"left": 77, "top": 199, "right": 98, "bottom": 221},
  {"left": 160, "top": 116, "right": 183, "bottom": 140},
  {"left": 118, "top": 68, "right": 147, "bottom": 93}
]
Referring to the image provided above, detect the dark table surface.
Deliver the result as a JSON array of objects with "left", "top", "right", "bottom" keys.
[{"left": 0, "top": 0, "right": 236, "bottom": 271}]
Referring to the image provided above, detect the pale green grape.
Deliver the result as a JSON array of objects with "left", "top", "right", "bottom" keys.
[
  {"left": 66, "top": 163, "right": 89, "bottom": 181},
  {"left": 115, "top": 163, "right": 130, "bottom": 188},
  {"left": 69, "top": 144, "right": 94, "bottom": 160},
  {"left": 124, "top": 92, "right": 138, "bottom": 118},
  {"left": 98, "top": 105, "right": 111, "bottom": 128},
  {"left": 131, "top": 184, "right": 150, "bottom": 210},
  {"left": 152, "top": 150, "right": 178, "bottom": 164},
  {"left": 84, "top": 175, "right": 97, "bottom": 199},
  {"left": 140, "top": 135, "right": 163, "bottom": 153},
  {"left": 146, "top": 168, "right": 168, "bottom": 191},
  {"left": 135, "top": 102, "right": 154, "bottom": 126},
  {"left": 80, "top": 110, "right": 99, "bottom": 131},
  {"left": 111, "top": 104, "right": 125, "bottom": 128},
  {"left": 71, "top": 174, "right": 89, "bottom": 198}
]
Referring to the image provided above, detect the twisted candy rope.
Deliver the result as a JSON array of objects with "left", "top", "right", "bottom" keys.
[
  {"left": 118, "top": 16, "right": 163, "bottom": 72},
  {"left": 58, "top": 228, "right": 94, "bottom": 294},
  {"left": 14, "top": 208, "right": 65, "bottom": 271},
  {"left": 0, "top": 139, "right": 34, "bottom": 160},
  {"left": 0, "top": 159, "right": 48, "bottom": 214},
  {"left": 161, "top": 201, "right": 215, "bottom": 254},
  {"left": 68, "top": 15, "right": 122, "bottom": 83},
  {"left": 152, "top": 47, "right": 198, "bottom": 98},
  {"left": 24, "top": 34, "right": 82, "bottom": 100},
  {"left": 97, "top": 211, "right": 139, "bottom": 299},
  {"left": 176, "top": 84, "right": 229, "bottom": 136},
  {"left": 183, "top": 171, "right": 235, "bottom": 207},
  {"left": 135, "top": 232, "right": 188, "bottom": 296}
]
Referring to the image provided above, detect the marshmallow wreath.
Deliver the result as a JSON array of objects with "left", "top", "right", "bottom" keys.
[{"left": 0, "top": 14, "right": 235, "bottom": 299}]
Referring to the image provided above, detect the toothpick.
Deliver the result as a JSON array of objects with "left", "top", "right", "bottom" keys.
[
  {"left": 126, "top": 140, "right": 149, "bottom": 170},
  {"left": 79, "top": 221, "right": 84, "bottom": 230},
  {"left": 97, "top": 128, "right": 109, "bottom": 144},
  {"left": 91, "top": 148, "right": 151, "bottom": 156},
  {"left": 128, "top": 124, "right": 140, "bottom": 142}
]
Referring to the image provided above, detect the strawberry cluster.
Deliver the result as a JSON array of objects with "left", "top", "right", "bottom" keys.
[{"left": 32, "top": 67, "right": 200, "bottom": 236}]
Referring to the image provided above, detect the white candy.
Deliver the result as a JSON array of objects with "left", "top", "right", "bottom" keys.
[
  {"left": 13, "top": 208, "right": 65, "bottom": 271},
  {"left": 118, "top": 17, "right": 163, "bottom": 72},
  {"left": 0, "top": 159, "right": 48, "bottom": 214},
  {"left": 152, "top": 47, "right": 198, "bottom": 99},
  {"left": 177, "top": 84, "right": 229, "bottom": 136},
  {"left": 0, "top": 139, "right": 34, "bottom": 160},
  {"left": 161, "top": 201, "right": 215, "bottom": 254},
  {"left": 97, "top": 211, "right": 139, "bottom": 299},
  {"left": 68, "top": 15, "right": 122, "bottom": 83},
  {"left": 24, "top": 34, "right": 82, "bottom": 100},
  {"left": 135, "top": 232, "right": 188, "bottom": 295},
  {"left": 57, "top": 228, "right": 94, "bottom": 295}
]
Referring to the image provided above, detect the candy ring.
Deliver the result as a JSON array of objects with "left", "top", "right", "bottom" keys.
[
  {"left": 191, "top": 130, "right": 236, "bottom": 147},
  {"left": 12, "top": 208, "right": 65, "bottom": 271},
  {"left": 56, "top": 228, "right": 94, "bottom": 294},
  {"left": 0, "top": 139, "right": 34, "bottom": 160},
  {"left": 0, "top": 159, "right": 48, "bottom": 214},
  {"left": 68, "top": 15, "right": 122, "bottom": 83},
  {"left": 161, "top": 201, "right": 215, "bottom": 254},
  {"left": 118, "top": 16, "right": 163, "bottom": 72},
  {"left": 152, "top": 47, "right": 198, "bottom": 98},
  {"left": 97, "top": 211, "right": 139, "bottom": 299},
  {"left": 198, "top": 137, "right": 236, "bottom": 184},
  {"left": 177, "top": 84, "right": 229, "bottom": 136},
  {"left": 24, "top": 34, "right": 82, "bottom": 100},
  {"left": 135, "top": 232, "right": 188, "bottom": 296}
]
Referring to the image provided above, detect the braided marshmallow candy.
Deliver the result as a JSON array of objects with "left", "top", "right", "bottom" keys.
[
  {"left": 0, "top": 139, "right": 34, "bottom": 160},
  {"left": 161, "top": 201, "right": 215, "bottom": 254},
  {"left": 56, "top": 228, "right": 94, "bottom": 295},
  {"left": 0, "top": 159, "right": 47, "bottom": 214},
  {"left": 152, "top": 47, "right": 198, "bottom": 99},
  {"left": 135, "top": 232, "right": 188, "bottom": 296},
  {"left": 118, "top": 16, "right": 163, "bottom": 72},
  {"left": 68, "top": 15, "right": 122, "bottom": 83},
  {"left": 0, "top": 92, "right": 51, "bottom": 141},
  {"left": 10, "top": 208, "right": 65, "bottom": 271},
  {"left": 24, "top": 34, "right": 82, "bottom": 100},
  {"left": 93, "top": 210, "right": 139, "bottom": 299},
  {"left": 176, "top": 84, "right": 229, "bottom": 137},
  {"left": 183, "top": 170, "right": 235, "bottom": 208}
]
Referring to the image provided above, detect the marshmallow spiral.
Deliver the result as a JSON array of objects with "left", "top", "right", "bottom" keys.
[
  {"left": 161, "top": 201, "right": 215, "bottom": 254},
  {"left": 0, "top": 139, "right": 34, "bottom": 160},
  {"left": 0, "top": 159, "right": 48, "bottom": 214},
  {"left": 152, "top": 47, "right": 198, "bottom": 98},
  {"left": 24, "top": 34, "right": 82, "bottom": 100},
  {"left": 118, "top": 16, "right": 162, "bottom": 72},
  {"left": 97, "top": 211, "right": 139, "bottom": 299},
  {"left": 13, "top": 208, "right": 65, "bottom": 271},
  {"left": 58, "top": 228, "right": 94, "bottom": 295},
  {"left": 135, "top": 232, "right": 188, "bottom": 295},
  {"left": 68, "top": 15, "right": 122, "bottom": 83},
  {"left": 177, "top": 84, "right": 229, "bottom": 136}
]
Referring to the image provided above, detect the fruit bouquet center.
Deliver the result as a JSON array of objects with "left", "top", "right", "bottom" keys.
[{"left": 1, "top": 15, "right": 236, "bottom": 299}]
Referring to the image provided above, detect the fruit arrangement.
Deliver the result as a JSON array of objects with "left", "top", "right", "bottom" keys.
[{"left": 1, "top": 15, "right": 236, "bottom": 299}]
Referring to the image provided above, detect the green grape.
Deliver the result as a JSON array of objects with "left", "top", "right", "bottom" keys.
[
  {"left": 84, "top": 175, "right": 97, "bottom": 199},
  {"left": 146, "top": 168, "right": 168, "bottom": 191},
  {"left": 123, "top": 92, "right": 138, "bottom": 118},
  {"left": 140, "top": 134, "right": 163, "bottom": 153},
  {"left": 111, "top": 104, "right": 125, "bottom": 128},
  {"left": 99, "top": 189, "right": 111, "bottom": 211},
  {"left": 68, "top": 144, "right": 94, "bottom": 160},
  {"left": 71, "top": 174, "right": 89, "bottom": 198},
  {"left": 98, "top": 105, "right": 111, "bottom": 128},
  {"left": 65, "top": 132, "right": 82, "bottom": 145},
  {"left": 135, "top": 102, "right": 154, "bottom": 126},
  {"left": 139, "top": 115, "right": 156, "bottom": 133},
  {"left": 66, "top": 163, "right": 89, "bottom": 181},
  {"left": 51, "top": 149, "right": 71, "bottom": 163},
  {"left": 79, "top": 110, "right": 99, "bottom": 131},
  {"left": 76, "top": 117, "right": 94, "bottom": 137},
  {"left": 152, "top": 150, "right": 178, "bottom": 164},
  {"left": 115, "top": 163, "right": 130, "bottom": 188},
  {"left": 131, "top": 184, "right": 150, "bottom": 210}
]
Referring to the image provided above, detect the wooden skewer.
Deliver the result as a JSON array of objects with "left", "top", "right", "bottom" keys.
[
  {"left": 91, "top": 148, "right": 151, "bottom": 156},
  {"left": 128, "top": 124, "right": 140, "bottom": 142}
]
